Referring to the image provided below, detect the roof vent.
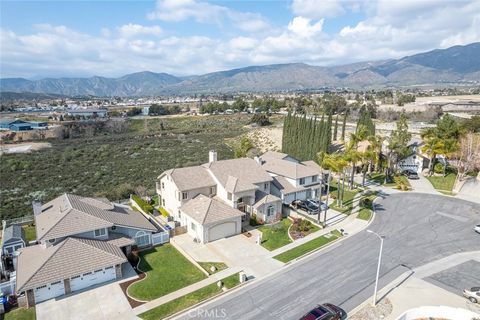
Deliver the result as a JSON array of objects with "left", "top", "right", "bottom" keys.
[
  {"left": 209, "top": 150, "right": 217, "bottom": 163},
  {"left": 32, "top": 200, "right": 42, "bottom": 216}
]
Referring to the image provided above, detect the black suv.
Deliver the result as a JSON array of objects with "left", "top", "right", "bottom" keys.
[{"left": 300, "top": 303, "right": 345, "bottom": 320}]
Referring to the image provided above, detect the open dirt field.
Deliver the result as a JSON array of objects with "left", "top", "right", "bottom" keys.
[
  {"left": 378, "top": 95, "right": 480, "bottom": 113},
  {"left": 0, "top": 142, "right": 52, "bottom": 155}
]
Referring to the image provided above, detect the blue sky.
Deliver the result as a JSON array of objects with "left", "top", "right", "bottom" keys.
[{"left": 1, "top": 0, "right": 479, "bottom": 78}]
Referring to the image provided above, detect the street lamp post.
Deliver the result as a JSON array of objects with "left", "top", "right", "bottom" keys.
[{"left": 367, "top": 229, "right": 385, "bottom": 307}]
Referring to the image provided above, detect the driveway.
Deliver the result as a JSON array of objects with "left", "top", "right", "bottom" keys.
[
  {"left": 408, "top": 174, "right": 440, "bottom": 194},
  {"left": 425, "top": 260, "right": 480, "bottom": 297},
  {"left": 36, "top": 266, "right": 138, "bottom": 320},
  {"left": 175, "top": 193, "right": 480, "bottom": 320}
]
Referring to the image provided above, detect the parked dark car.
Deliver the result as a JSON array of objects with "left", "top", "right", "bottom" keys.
[
  {"left": 307, "top": 199, "right": 328, "bottom": 211},
  {"left": 300, "top": 303, "right": 345, "bottom": 320},
  {"left": 403, "top": 169, "right": 419, "bottom": 180},
  {"left": 291, "top": 200, "right": 319, "bottom": 213}
]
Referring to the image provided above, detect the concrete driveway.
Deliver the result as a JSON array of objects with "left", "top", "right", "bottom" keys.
[{"left": 36, "top": 281, "right": 136, "bottom": 320}]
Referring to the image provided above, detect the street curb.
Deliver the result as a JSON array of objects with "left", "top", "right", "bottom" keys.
[{"left": 166, "top": 276, "right": 248, "bottom": 320}]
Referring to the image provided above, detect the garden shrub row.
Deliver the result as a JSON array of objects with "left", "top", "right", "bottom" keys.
[{"left": 132, "top": 194, "right": 153, "bottom": 214}]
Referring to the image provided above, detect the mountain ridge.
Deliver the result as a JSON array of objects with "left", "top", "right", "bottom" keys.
[{"left": 1, "top": 42, "right": 479, "bottom": 96}]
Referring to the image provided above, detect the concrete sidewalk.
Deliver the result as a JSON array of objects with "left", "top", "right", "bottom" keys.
[{"left": 132, "top": 266, "right": 242, "bottom": 315}]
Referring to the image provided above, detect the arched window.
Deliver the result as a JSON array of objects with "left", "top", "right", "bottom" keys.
[
  {"left": 134, "top": 231, "right": 150, "bottom": 247},
  {"left": 267, "top": 205, "right": 275, "bottom": 217}
]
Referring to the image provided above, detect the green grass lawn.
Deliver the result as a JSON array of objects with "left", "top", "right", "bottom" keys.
[
  {"left": 198, "top": 262, "right": 228, "bottom": 275},
  {"left": 273, "top": 230, "right": 342, "bottom": 263},
  {"left": 426, "top": 173, "right": 456, "bottom": 192},
  {"left": 139, "top": 273, "right": 241, "bottom": 320},
  {"left": 4, "top": 308, "right": 36, "bottom": 320},
  {"left": 22, "top": 225, "right": 36, "bottom": 242},
  {"left": 128, "top": 244, "right": 207, "bottom": 301},
  {"left": 368, "top": 172, "right": 386, "bottom": 184},
  {"left": 258, "top": 219, "right": 293, "bottom": 251},
  {"left": 357, "top": 207, "right": 372, "bottom": 221},
  {"left": 329, "top": 182, "right": 361, "bottom": 215}
]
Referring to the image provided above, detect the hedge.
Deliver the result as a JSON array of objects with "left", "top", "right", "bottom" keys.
[{"left": 132, "top": 194, "right": 153, "bottom": 214}]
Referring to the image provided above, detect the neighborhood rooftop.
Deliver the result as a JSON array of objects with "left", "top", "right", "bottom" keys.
[
  {"left": 160, "top": 166, "right": 216, "bottom": 191},
  {"left": 16, "top": 237, "right": 126, "bottom": 292},
  {"left": 35, "top": 193, "right": 157, "bottom": 241},
  {"left": 179, "top": 194, "right": 244, "bottom": 225}
]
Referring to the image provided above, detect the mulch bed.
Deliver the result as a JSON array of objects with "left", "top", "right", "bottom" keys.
[{"left": 119, "top": 272, "right": 146, "bottom": 308}]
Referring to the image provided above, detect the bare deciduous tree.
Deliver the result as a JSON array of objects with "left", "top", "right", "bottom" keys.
[{"left": 453, "top": 133, "right": 480, "bottom": 182}]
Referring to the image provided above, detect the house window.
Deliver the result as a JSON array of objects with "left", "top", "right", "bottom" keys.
[
  {"left": 264, "top": 183, "right": 268, "bottom": 190},
  {"left": 94, "top": 228, "right": 106, "bottom": 237},
  {"left": 210, "top": 187, "right": 216, "bottom": 195},
  {"left": 48, "top": 238, "right": 56, "bottom": 243},
  {"left": 178, "top": 210, "right": 182, "bottom": 218},
  {"left": 299, "top": 178, "right": 305, "bottom": 185},
  {"left": 312, "top": 175, "right": 318, "bottom": 182},
  {"left": 227, "top": 192, "right": 232, "bottom": 200},
  {"left": 111, "top": 226, "right": 116, "bottom": 231},
  {"left": 267, "top": 205, "right": 275, "bottom": 217},
  {"left": 134, "top": 231, "right": 150, "bottom": 247},
  {"left": 161, "top": 182, "right": 165, "bottom": 189},
  {"left": 182, "top": 192, "right": 188, "bottom": 200},
  {"left": 162, "top": 198, "right": 165, "bottom": 206},
  {"left": 191, "top": 223, "right": 196, "bottom": 231}
]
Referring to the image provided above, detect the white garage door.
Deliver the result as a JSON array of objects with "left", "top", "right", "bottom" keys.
[
  {"left": 34, "top": 281, "right": 65, "bottom": 303},
  {"left": 208, "top": 221, "right": 237, "bottom": 242},
  {"left": 70, "top": 266, "right": 116, "bottom": 292}
]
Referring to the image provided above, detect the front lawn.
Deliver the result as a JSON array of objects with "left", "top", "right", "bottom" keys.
[
  {"left": 426, "top": 173, "right": 456, "bottom": 193},
  {"left": 357, "top": 207, "right": 372, "bottom": 221},
  {"left": 258, "top": 219, "right": 293, "bottom": 251},
  {"left": 368, "top": 172, "right": 386, "bottom": 184},
  {"left": 329, "top": 182, "right": 361, "bottom": 214},
  {"left": 357, "top": 192, "right": 377, "bottom": 221},
  {"left": 139, "top": 273, "right": 241, "bottom": 320},
  {"left": 22, "top": 225, "right": 36, "bottom": 242},
  {"left": 273, "top": 230, "right": 342, "bottom": 263},
  {"left": 128, "top": 244, "right": 207, "bottom": 301},
  {"left": 198, "top": 262, "right": 228, "bottom": 275},
  {"left": 4, "top": 308, "right": 36, "bottom": 320}
]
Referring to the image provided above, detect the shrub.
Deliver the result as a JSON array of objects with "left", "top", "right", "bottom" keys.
[
  {"left": 249, "top": 214, "right": 263, "bottom": 226},
  {"left": 434, "top": 162, "right": 444, "bottom": 174},
  {"left": 132, "top": 194, "right": 153, "bottom": 213},
  {"left": 159, "top": 207, "right": 169, "bottom": 217}
]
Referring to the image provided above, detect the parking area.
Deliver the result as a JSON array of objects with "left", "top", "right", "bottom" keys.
[
  {"left": 288, "top": 205, "right": 347, "bottom": 226},
  {"left": 424, "top": 260, "right": 480, "bottom": 297}
]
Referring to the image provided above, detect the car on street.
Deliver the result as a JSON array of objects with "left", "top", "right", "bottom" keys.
[
  {"left": 402, "top": 169, "right": 419, "bottom": 179},
  {"left": 291, "top": 200, "right": 318, "bottom": 214},
  {"left": 474, "top": 224, "right": 480, "bottom": 234},
  {"left": 306, "top": 199, "right": 328, "bottom": 211},
  {"left": 299, "top": 303, "right": 345, "bottom": 320},
  {"left": 463, "top": 287, "right": 480, "bottom": 303}
]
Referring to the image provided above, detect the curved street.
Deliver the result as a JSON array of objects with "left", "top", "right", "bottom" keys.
[{"left": 178, "top": 193, "right": 480, "bottom": 319}]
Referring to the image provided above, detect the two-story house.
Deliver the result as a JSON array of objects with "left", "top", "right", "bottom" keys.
[
  {"left": 15, "top": 193, "right": 158, "bottom": 307},
  {"left": 258, "top": 151, "right": 322, "bottom": 204},
  {"left": 157, "top": 151, "right": 283, "bottom": 243}
]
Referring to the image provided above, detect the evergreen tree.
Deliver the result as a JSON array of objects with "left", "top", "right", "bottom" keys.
[
  {"left": 341, "top": 112, "right": 347, "bottom": 141},
  {"left": 333, "top": 114, "right": 338, "bottom": 141}
]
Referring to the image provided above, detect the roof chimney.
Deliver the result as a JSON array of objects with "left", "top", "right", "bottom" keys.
[
  {"left": 209, "top": 150, "right": 217, "bottom": 163},
  {"left": 32, "top": 200, "right": 42, "bottom": 216},
  {"left": 254, "top": 156, "right": 263, "bottom": 165}
]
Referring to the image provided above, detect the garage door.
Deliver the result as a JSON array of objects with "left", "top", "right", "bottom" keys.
[
  {"left": 70, "top": 267, "right": 116, "bottom": 292},
  {"left": 34, "top": 281, "right": 65, "bottom": 303},
  {"left": 208, "top": 221, "right": 237, "bottom": 242}
]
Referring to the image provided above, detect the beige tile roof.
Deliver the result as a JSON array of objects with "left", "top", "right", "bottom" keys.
[
  {"left": 301, "top": 160, "right": 322, "bottom": 172},
  {"left": 16, "top": 237, "right": 126, "bottom": 292},
  {"left": 261, "top": 157, "right": 318, "bottom": 179},
  {"left": 36, "top": 194, "right": 157, "bottom": 241},
  {"left": 179, "top": 194, "right": 244, "bottom": 225},
  {"left": 162, "top": 166, "right": 216, "bottom": 191},
  {"left": 203, "top": 158, "right": 272, "bottom": 191},
  {"left": 107, "top": 232, "right": 135, "bottom": 247},
  {"left": 272, "top": 176, "right": 306, "bottom": 195},
  {"left": 252, "top": 191, "right": 282, "bottom": 210},
  {"left": 224, "top": 176, "right": 257, "bottom": 193},
  {"left": 260, "top": 150, "right": 290, "bottom": 160}
]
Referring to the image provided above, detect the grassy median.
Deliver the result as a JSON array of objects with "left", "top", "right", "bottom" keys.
[{"left": 273, "top": 230, "right": 342, "bottom": 263}]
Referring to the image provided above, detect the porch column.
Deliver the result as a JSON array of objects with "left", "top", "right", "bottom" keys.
[
  {"left": 26, "top": 289, "right": 35, "bottom": 308},
  {"left": 115, "top": 264, "right": 122, "bottom": 279},
  {"left": 64, "top": 278, "right": 71, "bottom": 294}
]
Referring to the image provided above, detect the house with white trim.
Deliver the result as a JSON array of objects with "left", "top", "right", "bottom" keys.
[
  {"left": 257, "top": 151, "right": 322, "bottom": 205},
  {"left": 15, "top": 193, "right": 158, "bottom": 307},
  {"left": 157, "top": 151, "right": 283, "bottom": 243}
]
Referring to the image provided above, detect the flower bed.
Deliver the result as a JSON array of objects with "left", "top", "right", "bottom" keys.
[{"left": 288, "top": 218, "right": 320, "bottom": 240}]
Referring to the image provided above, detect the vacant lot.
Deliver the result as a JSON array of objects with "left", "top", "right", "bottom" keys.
[{"left": 0, "top": 115, "right": 250, "bottom": 220}]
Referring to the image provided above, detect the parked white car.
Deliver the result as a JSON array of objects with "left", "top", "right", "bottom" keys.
[
  {"left": 463, "top": 287, "right": 480, "bottom": 303},
  {"left": 474, "top": 224, "right": 480, "bottom": 234}
]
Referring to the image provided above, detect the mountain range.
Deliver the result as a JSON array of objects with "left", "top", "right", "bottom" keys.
[{"left": 1, "top": 42, "right": 479, "bottom": 97}]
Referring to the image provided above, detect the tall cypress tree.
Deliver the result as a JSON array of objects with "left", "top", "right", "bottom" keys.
[
  {"left": 333, "top": 114, "right": 338, "bottom": 141},
  {"left": 341, "top": 112, "right": 347, "bottom": 142}
]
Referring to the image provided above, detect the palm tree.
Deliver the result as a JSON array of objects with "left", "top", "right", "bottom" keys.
[
  {"left": 321, "top": 153, "right": 348, "bottom": 209},
  {"left": 421, "top": 129, "right": 445, "bottom": 175},
  {"left": 367, "top": 135, "right": 384, "bottom": 173}
]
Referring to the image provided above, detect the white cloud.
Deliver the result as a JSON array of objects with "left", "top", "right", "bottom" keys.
[
  {"left": 2, "top": 0, "right": 480, "bottom": 79},
  {"left": 147, "top": 0, "right": 270, "bottom": 32},
  {"left": 118, "top": 24, "right": 162, "bottom": 38},
  {"left": 291, "top": 0, "right": 345, "bottom": 19}
]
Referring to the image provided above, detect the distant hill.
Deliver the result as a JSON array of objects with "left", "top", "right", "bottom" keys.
[{"left": 1, "top": 43, "right": 479, "bottom": 96}]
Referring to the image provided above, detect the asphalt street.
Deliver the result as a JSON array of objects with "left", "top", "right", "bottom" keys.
[{"left": 177, "top": 193, "right": 480, "bottom": 320}]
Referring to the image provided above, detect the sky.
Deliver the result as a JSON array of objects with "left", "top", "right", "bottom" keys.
[{"left": 1, "top": 0, "right": 479, "bottom": 79}]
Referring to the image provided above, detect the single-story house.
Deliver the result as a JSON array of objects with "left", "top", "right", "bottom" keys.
[
  {"left": 179, "top": 194, "right": 244, "bottom": 243},
  {"left": 0, "top": 119, "right": 48, "bottom": 132},
  {"left": 1, "top": 225, "right": 26, "bottom": 255}
]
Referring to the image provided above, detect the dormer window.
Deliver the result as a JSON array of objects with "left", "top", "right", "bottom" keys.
[
  {"left": 94, "top": 228, "right": 106, "bottom": 237},
  {"left": 182, "top": 192, "right": 188, "bottom": 200}
]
